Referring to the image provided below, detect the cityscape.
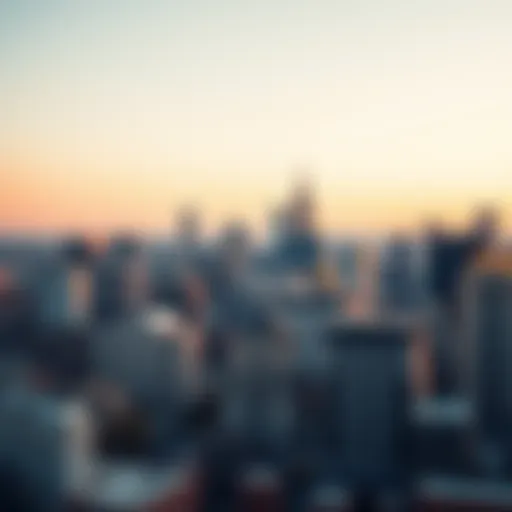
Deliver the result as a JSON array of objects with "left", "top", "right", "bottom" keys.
[
  {"left": 1, "top": 183, "right": 511, "bottom": 511},
  {"left": 2, "top": 1, "right": 512, "bottom": 511}
]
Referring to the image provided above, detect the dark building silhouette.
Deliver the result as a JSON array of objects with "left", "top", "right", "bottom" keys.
[
  {"left": 379, "top": 234, "right": 418, "bottom": 314},
  {"left": 93, "top": 235, "right": 145, "bottom": 321},
  {"left": 426, "top": 208, "right": 498, "bottom": 314},
  {"left": 464, "top": 250, "right": 512, "bottom": 475},
  {"left": 327, "top": 320, "right": 412, "bottom": 506}
]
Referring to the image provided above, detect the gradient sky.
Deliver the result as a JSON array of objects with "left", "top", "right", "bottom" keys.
[{"left": 1, "top": 0, "right": 512, "bottom": 236}]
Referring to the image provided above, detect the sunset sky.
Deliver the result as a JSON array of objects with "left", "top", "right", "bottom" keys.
[{"left": 1, "top": 0, "right": 512, "bottom": 236}]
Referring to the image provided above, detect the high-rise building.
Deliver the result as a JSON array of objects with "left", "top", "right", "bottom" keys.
[
  {"left": 218, "top": 220, "right": 252, "bottom": 276},
  {"left": 425, "top": 206, "right": 498, "bottom": 315},
  {"left": 0, "top": 269, "right": 35, "bottom": 355},
  {"left": 378, "top": 234, "right": 418, "bottom": 315},
  {"left": 93, "top": 235, "right": 147, "bottom": 320},
  {"left": 267, "top": 207, "right": 288, "bottom": 250},
  {"left": 326, "top": 319, "right": 412, "bottom": 492},
  {"left": 275, "top": 178, "right": 320, "bottom": 275},
  {"left": 35, "top": 237, "right": 94, "bottom": 330},
  {"left": 347, "top": 245, "right": 379, "bottom": 319},
  {"left": 288, "top": 178, "right": 316, "bottom": 236},
  {"left": 173, "top": 206, "right": 204, "bottom": 276},
  {"left": 222, "top": 311, "right": 294, "bottom": 459},
  {"left": 175, "top": 206, "right": 202, "bottom": 248},
  {"left": 335, "top": 241, "right": 360, "bottom": 296},
  {"left": 422, "top": 215, "right": 498, "bottom": 396},
  {"left": 463, "top": 249, "right": 512, "bottom": 473}
]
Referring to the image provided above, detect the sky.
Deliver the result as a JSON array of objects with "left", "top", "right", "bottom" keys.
[{"left": 1, "top": 0, "right": 512, "bottom": 237}]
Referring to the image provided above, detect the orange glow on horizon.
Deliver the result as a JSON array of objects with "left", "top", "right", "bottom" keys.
[{"left": 2, "top": 152, "right": 511, "bottom": 238}]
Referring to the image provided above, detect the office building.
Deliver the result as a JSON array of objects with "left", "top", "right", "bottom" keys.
[
  {"left": 335, "top": 241, "right": 360, "bottom": 296},
  {"left": 175, "top": 206, "right": 202, "bottom": 249},
  {"left": 222, "top": 314, "right": 294, "bottom": 459},
  {"left": 218, "top": 220, "right": 252, "bottom": 278},
  {"left": 326, "top": 319, "right": 412, "bottom": 491},
  {"left": 378, "top": 235, "right": 418, "bottom": 315},
  {"left": 273, "top": 179, "right": 321, "bottom": 275},
  {"left": 33, "top": 238, "right": 94, "bottom": 330},
  {"left": 464, "top": 249, "right": 512, "bottom": 473},
  {"left": 93, "top": 235, "right": 147, "bottom": 321}
]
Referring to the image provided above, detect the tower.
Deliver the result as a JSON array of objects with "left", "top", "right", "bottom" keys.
[{"left": 464, "top": 249, "right": 512, "bottom": 474}]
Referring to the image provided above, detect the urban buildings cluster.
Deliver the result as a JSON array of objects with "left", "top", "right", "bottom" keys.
[{"left": 0, "top": 182, "right": 511, "bottom": 511}]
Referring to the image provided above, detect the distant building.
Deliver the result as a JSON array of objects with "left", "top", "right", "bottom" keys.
[
  {"left": 218, "top": 220, "right": 252, "bottom": 277},
  {"left": 267, "top": 207, "right": 288, "bottom": 250},
  {"left": 0, "top": 270, "right": 36, "bottom": 355},
  {"left": 378, "top": 234, "right": 418, "bottom": 315},
  {"left": 93, "top": 235, "right": 147, "bottom": 321},
  {"left": 175, "top": 206, "right": 201, "bottom": 245},
  {"left": 424, "top": 216, "right": 498, "bottom": 396},
  {"left": 335, "top": 241, "right": 360, "bottom": 295},
  {"left": 426, "top": 207, "right": 498, "bottom": 314},
  {"left": 347, "top": 245, "right": 380, "bottom": 318},
  {"left": 273, "top": 179, "right": 321, "bottom": 275},
  {"left": 11, "top": 237, "right": 95, "bottom": 332},
  {"left": 173, "top": 206, "right": 205, "bottom": 275}
]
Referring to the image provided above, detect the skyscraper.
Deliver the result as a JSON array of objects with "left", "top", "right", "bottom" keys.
[
  {"left": 93, "top": 235, "right": 147, "bottom": 321},
  {"left": 464, "top": 249, "right": 512, "bottom": 474},
  {"left": 378, "top": 234, "right": 417, "bottom": 315},
  {"left": 326, "top": 319, "right": 412, "bottom": 494},
  {"left": 32, "top": 237, "right": 94, "bottom": 331},
  {"left": 276, "top": 178, "right": 320, "bottom": 275}
]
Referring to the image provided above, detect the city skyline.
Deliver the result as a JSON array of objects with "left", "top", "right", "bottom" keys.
[{"left": 1, "top": 1, "right": 512, "bottom": 236}]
